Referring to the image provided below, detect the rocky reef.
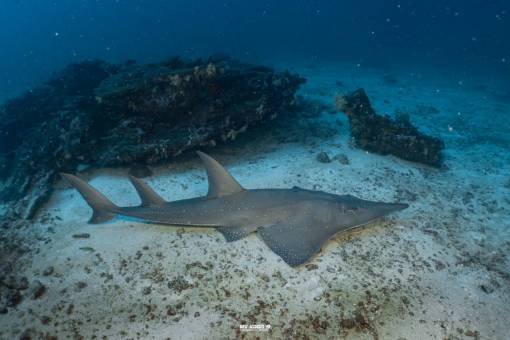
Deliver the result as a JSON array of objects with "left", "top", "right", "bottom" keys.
[
  {"left": 335, "top": 89, "right": 444, "bottom": 167},
  {"left": 0, "top": 56, "right": 305, "bottom": 219}
]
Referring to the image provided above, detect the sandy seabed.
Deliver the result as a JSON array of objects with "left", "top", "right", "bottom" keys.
[{"left": 1, "top": 61, "right": 509, "bottom": 339}]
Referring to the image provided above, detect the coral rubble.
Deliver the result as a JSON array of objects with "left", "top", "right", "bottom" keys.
[
  {"left": 0, "top": 56, "right": 305, "bottom": 219},
  {"left": 336, "top": 89, "right": 444, "bottom": 167}
]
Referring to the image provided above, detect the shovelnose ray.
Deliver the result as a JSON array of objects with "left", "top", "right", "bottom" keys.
[{"left": 61, "top": 151, "right": 408, "bottom": 267}]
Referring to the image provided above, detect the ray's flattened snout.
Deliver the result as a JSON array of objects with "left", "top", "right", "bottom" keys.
[
  {"left": 397, "top": 203, "right": 409, "bottom": 210},
  {"left": 62, "top": 152, "right": 409, "bottom": 267},
  {"left": 386, "top": 202, "right": 409, "bottom": 212}
]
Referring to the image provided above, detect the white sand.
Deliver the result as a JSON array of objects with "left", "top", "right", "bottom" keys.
[{"left": 1, "top": 62, "right": 509, "bottom": 339}]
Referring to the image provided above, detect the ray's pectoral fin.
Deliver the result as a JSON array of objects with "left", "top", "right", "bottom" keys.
[{"left": 258, "top": 220, "right": 328, "bottom": 267}]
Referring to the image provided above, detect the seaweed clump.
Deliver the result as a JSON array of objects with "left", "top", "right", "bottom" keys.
[
  {"left": 0, "top": 56, "right": 305, "bottom": 219},
  {"left": 335, "top": 89, "right": 444, "bottom": 167}
]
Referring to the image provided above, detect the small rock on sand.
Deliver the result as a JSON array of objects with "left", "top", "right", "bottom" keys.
[
  {"left": 72, "top": 233, "right": 90, "bottom": 239},
  {"left": 42, "top": 266, "right": 54, "bottom": 276},
  {"left": 6, "top": 289, "right": 23, "bottom": 307},
  {"left": 334, "top": 153, "right": 349, "bottom": 165},
  {"left": 3, "top": 276, "right": 29, "bottom": 290},
  {"left": 32, "top": 281, "right": 47, "bottom": 300},
  {"left": 316, "top": 152, "right": 331, "bottom": 163}
]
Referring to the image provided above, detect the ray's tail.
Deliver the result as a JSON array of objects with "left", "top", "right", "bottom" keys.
[{"left": 60, "top": 173, "right": 118, "bottom": 224}]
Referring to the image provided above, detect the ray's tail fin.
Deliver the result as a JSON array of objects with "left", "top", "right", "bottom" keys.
[{"left": 60, "top": 173, "right": 118, "bottom": 224}]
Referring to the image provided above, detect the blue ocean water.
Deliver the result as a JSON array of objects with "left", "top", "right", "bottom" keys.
[{"left": 1, "top": 0, "right": 508, "bottom": 98}]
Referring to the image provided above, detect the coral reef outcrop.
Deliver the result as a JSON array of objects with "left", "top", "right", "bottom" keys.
[
  {"left": 336, "top": 89, "right": 444, "bottom": 167},
  {"left": 0, "top": 56, "right": 305, "bottom": 219}
]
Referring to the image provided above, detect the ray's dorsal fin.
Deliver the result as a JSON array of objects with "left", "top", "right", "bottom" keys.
[
  {"left": 196, "top": 151, "right": 244, "bottom": 198},
  {"left": 128, "top": 175, "right": 167, "bottom": 206}
]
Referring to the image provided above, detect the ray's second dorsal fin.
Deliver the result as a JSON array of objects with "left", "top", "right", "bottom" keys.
[
  {"left": 128, "top": 175, "right": 167, "bottom": 206},
  {"left": 196, "top": 151, "right": 244, "bottom": 198}
]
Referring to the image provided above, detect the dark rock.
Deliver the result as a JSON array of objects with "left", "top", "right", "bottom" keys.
[
  {"left": 340, "top": 317, "right": 356, "bottom": 329},
  {"left": 72, "top": 233, "right": 90, "bottom": 239},
  {"left": 0, "top": 60, "right": 116, "bottom": 156},
  {"left": 0, "top": 56, "right": 305, "bottom": 219},
  {"left": 316, "top": 152, "right": 331, "bottom": 163},
  {"left": 75, "top": 281, "right": 87, "bottom": 290},
  {"left": 168, "top": 276, "right": 193, "bottom": 293},
  {"left": 335, "top": 89, "right": 444, "bottom": 167},
  {"left": 40, "top": 315, "right": 52, "bottom": 325},
  {"left": 311, "top": 317, "right": 329, "bottom": 334},
  {"left": 19, "top": 329, "right": 35, "bottom": 340},
  {"left": 5, "top": 289, "right": 23, "bottom": 307},
  {"left": 334, "top": 153, "right": 349, "bottom": 165},
  {"left": 433, "top": 259, "right": 446, "bottom": 271},
  {"left": 465, "top": 330, "right": 479, "bottom": 337},
  {"left": 2, "top": 276, "right": 29, "bottom": 290},
  {"left": 42, "top": 266, "right": 54, "bottom": 276},
  {"left": 166, "top": 306, "right": 177, "bottom": 316},
  {"left": 479, "top": 284, "right": 494, "bottom": 294},
  {"left": 142, "top": 286, "right": 152, "bottom": 295},
  {"left": 32, "top": 281, "right": 47, "bottom": 299}
]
